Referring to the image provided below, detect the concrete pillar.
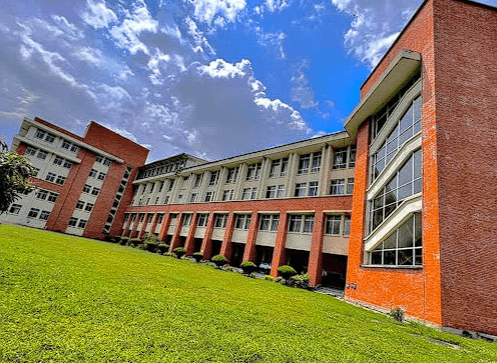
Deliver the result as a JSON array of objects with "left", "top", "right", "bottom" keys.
[
  {"left": 242, "top": 211, "right": 259, "bottom": 262},
  {"left": 214, "top": 167, "right": 227, "bottom": 201},
  {"left": 184, "top": 212, "right": 199, "bottom": 255},
  {"left": 308, "top": 211, "right": 325, "bottom": 286},
  {"left": 319, "top": 144, "right": 331, "bottom": 197},
  {"left": 284, "top": 153, "right": 297, "bottom": 197},
  {"left": 234, "top": 163, "right": 247, "bottom": 199},
  {"left": 270, "top": 212, "right": 289, "bottom": 277},
  {"left": 200, "top": 213, "right": 216, "bottom": 260},
  {"left": 257, "top": 157, "right": 270, "bottom": 199},
  {"left": 220, "top": 212, "right": 236, "bottom": 261},
  {"left": 129, "top": 213, "right": 141, "bottom": 238}
]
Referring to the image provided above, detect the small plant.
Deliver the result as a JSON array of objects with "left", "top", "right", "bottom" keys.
[
  {"left": 289, "top": 274, "right": 310, "bottom": 289},
  {"left": 249, "top": 272, "right": 257, "bottom": 279},
  {"left": 389, "top": 307, "right": 405, "bottom": 322},
  {"left": 264, "top": 275, "right": 274, "bottom": 281},
  {"left": 211, "top": 254, "right": 228, "bottom": 268},
  {"left": 129, "top": 238, "right": 142, "bottom": 247},
  {"left": 274, "top": 276, "right": 284, "bottom": 284},
  {"left": 240, "top": 261, "right": 257, "bottom": 275},
  {"left": 277, "top": 265, "right": 297, "bottom": 279},
  {"left": 164, "top": 252, "right": 174, "bottom": 257},
  {"left": 112, "top": 236, "right": 121, "bottom": 243},
  {"left": 156, "top": 244, "right": 170, "bottom": 254},
  {"left": 120, "top": 236, "right": 129, "bottom": 245},
  {"left": 192, "top": 252, "right": 203, "bottom": 262},
  {"left": 173, "top": 247, "right": 187, "bottom": 259}
]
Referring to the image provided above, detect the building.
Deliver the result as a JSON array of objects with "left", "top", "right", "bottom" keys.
[
  {"left": 2, "top": 0, "right": 497, "bottom": 336},
  {"left": 2, "top": 116, "right": 149, "bottom": 240}
]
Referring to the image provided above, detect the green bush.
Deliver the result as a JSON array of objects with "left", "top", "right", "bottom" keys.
[
  {"left": 173, "top": 247, "right": 187, "bottom": 259},
  {"left": 389, "top": 307, "right": 405, "bottom": 322},
  {"left": 145, "top": 242, "right": 159, "bottom": 253},
  {"left": 119, "top": 237, "right": 129, "bottom": 246},
  {"left": 289, "top": 274, "right": 310, "bottom": 289},
  {"left": 192, "top": 252, "right": 203, "bottom": 262},
  {"left": 112, "top": 236, "right": 121, "bottom": 243},
  {"left": 264, "top": 275, "right": 274, "bottom": 281},
  {"left": 274, "top": 276, "right": 284, "bottom": 284},
  {"left": 240, "top": 261, "right": 257, "bottom": 275},
  {"left": 156, "top": 244, "right": 170, "bottom": 254},
  {"left": 129, "top": 238, "right": 142, "bottom": 247},
  {"left": 277, "top": 265, "right": 297, "bottom": 279},
  {"left": 211, "top": 254, "right": 228, "bottom": 268},
  {"left": 164, "top": 252, "right": 174, "bottom": 257}
]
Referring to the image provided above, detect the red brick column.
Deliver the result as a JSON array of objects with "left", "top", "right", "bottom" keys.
[
  {"left": 220, "top": 212, "right": 235, "bottom": 261},
  {"left": 138, "top": 213, "right": 151, "bottom": 239},
  {"left": 308, "top": 211, "right": 325, "bottom": 286},
  {"left": 184, "top": 213, "right": 199, "bottom": 256},
  {"left": 169, "top": 214, "right": 184, "bottom": 252},
  {"left": 158, "top": 213, "right": 173, "bottom": 242},
  {"left": 148, "top": 213, "right": 159, "bottom": 236},
  {"left": 122, "top": 213, "right": 133, "bottom": 237},
  {"left": 129, "top": 213, "right": 141, "bottom": 238},
  {"left": 242, "top": 211, "right": 259, "bottom": 262},
  {"left": 200, "top": 214, "right": 216, "bottom": 260},
  {"left": 270, "top": 212, "right": 288, "bottom": 277}
]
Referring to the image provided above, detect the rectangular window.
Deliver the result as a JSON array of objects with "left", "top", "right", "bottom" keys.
[
  {"left": 70, "top": 145, "right": 79, "bottom": 153},
  {"left": 297, "top": 154, "right": 311, "bottom": 174},
  {"left": 157, "top": 182, "right": 164, "bottom": 192},
  {"left": 193, "top": 174, "right": 203, "bottom": 188},
  {"left": 302, "top": 215, "right": 314, "bottom": 233},
  {"left": 294, "top": 183, "right": 306, "bottom": 197},
  {"left": 226, "top": 167, "right": 239, "bottom": 184},
  {"left": 36, "top": 190, "right": 48, "bottom": 200},
  {"left": 157, "top": 214, "right": 164, "bottom": 224},
  {"left": 164, "top": 196, "right": 170, "bottom": 204},
  {"left": 63, "top": 160, "right": 72, "bottom": 169},
  {"left": 55, "top": 175, "right": 66, "bottom": 185},
  {"left": 139, "top": 214, "right": 145, "bottom": 222},
  {"left": 168, "top": 179, "right": 174, "bottom": 191},
  {"left": 85, "top": 203, "right": 94, "bottom": 212},
  {"left": 37, "top": 150, "right": 48, "bottom": 160},
  {"left": 277, "top": 185, "right": 285, "bottom": 198},
  {"left": 266, "top": 185, "right": 276, "bottom": 199},
  {"left": 235, "top": 214, "right": 251, "bottom": 229},
  {"left": 222, "top": 189, "right": 234, "bottom": 201},
  {"left": 53, "top": 156, "right": 64, "bottom": 166},
  {"left": 259, "top": 214, "right": 279, "bottom": 231},
  {"left": 209, "top": 170, "right": 219, "bottom": 186},
  {"left": 91, "top": 187, "right": 100, "bottom": 196},
  {"left": 333, "top": 148, "right": 348, "bottom": 169},
  {"left": 97, "top": 172, "right": 106, "bottom": 181},
  {"left": 343, "top": 215, "right": 351, "bottom": 236},
  {"left": 68, "top": 217, "right": 78, "bottom": 227},
  {"left": 78, "top": 219, "right": 88, "bottom": 229},
  {"left": 308, "top": 181, "right": 318, "bottom": 196},
  {"left": 242, "top": 188, "right": 251, "bottom": 200},
  {"left": 347, "top": 178, "right": 355, "bottom": 194},
  {"left": 45, "top": 133, "right": 55, "bottom": 143},
  {"left": 75, "top": 200, "right": 85, "bottom": 210},
  {"left": 325, "top": 215, "right": 341, "bottom": 235},
  {"left": 149, "top": 183, "right": 155, "bottom": 193},
  {"left": 89, "top": 169, "right": 98, "bottom": 178},
  {"left": 311, "top": 152, "right": 322, "bottom": 172},
  {"left": 205, "top": 191, "right": 214, "bottom": 202},
  {"left": 9, "top": 204, "right": 22, "bottom": 214},
  {"left": 330, "top": 179, "right": 345, "bottom": 195},
  {"left": 190, "top": 193, "right": 197, "bottom": 203},
  {"left": 26, "top": 146, "right": 37, "bottom": 156},
  {"left": 246, "top": 163, "right": 262, "bottom": 181},
  {"left": 214, "top": 214, "right": 228, "bottom": 228},
  {"left": 47, "top": 192, "right": 58, "bottom": 202},
  {"left": 197, "top": 214, "right": 209, "bottom": 227},
  {"left": 45, "top": 172, "right": 56, "bottom": 183},
  {"left": 34, "top": 129, "right": 45, "bottom": 139},
  {"left": 83, "top": 184, "right": 91, "bottom": 193},
  {"left": 28, "top": 208, "right": 40, "bottom": 218},
  {"left": 95, "top": 155, "right": 103, "bottom": 163},
  {"left": 269, "top": 157, "right": 289, "bottom": 178},
  {"left": 349, "top": 146, "right": 357, "bottom": 168},
  {"left": 288, "top": 215, "right": 302, "bottom": 232},
  {"left": 61, "top": 140, "right": 71, "bottom": 150},
  {"left": 103, "top": 158, "right": 111, "bottom": 167},
  {"left": 39, "top": 210, "right": 51, "bottom": 220}
]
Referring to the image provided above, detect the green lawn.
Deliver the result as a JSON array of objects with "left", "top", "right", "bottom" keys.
[{"left": 1, "top": 225, "right": 496, "bottom": 362}]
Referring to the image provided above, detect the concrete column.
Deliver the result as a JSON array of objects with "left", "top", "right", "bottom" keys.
[
  {"left": 129, "top": 213, "right": 141, "bottom": 238},
  {"left": 184, "top": 174, "right": 194, "bottom": 203},
  {"left": 158, "top": 213, "right": 173, "bottom": 242},
  {"left": 184, "top": 212, "right": 199, "bottom": 255},
  {"left": 234, "top": 163, "right": 247, "bottom": 200},
  {"left": 257, "top": 157, "right": 270, "bottom": 199},
  {"left": 319, "top": 144, "right": 331, "bottom": 197},
  {"left": 168, "top": 213, "right": 185, "bottom": 252},
  {"left": 308, "top": 211, "right": 325, "bottom": 286},
  {"left": 123, "top": 213, "right": 133, "bottom": 236},
  {"left": 200, "top": 213, "right": 216, "bottom": 260},
  {"left": 242, "top": 211, "right": 259, "bottom": 262},
  {"left": 284, "top": 153, "right": 298, "bottom": 197},
  {"left": 214, "top": 167, "right": 227, "bottom": 201},
  {"left": 220, "top": 212, "right": 236, "bottom": 261},
  {"left": 270, "top": 212, "right": 289, "bottom": 277},
  {"left": 170, "top": 176, "right": 182, "bottom": 203}
]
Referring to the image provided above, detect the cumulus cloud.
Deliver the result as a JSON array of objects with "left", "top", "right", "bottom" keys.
[
  {"left": 255, "top": 27, "right": 286, "bottom": 59},
  {"left": 72, "top": 47, "right": 103, "bottom": 66},
  {"left": 290, "top": 60, "right": 318, "bottom": 109},
  {"left": 81, "top": 0, "right": 118, "bottom": 29},
  {"left": 189, "top": 0, "right": 247, "bottom": 25},
  {"left": 185, "top": 17, "right": 215, "bottom": 54},
  {"left": 265, "top": 0, "right": 289, "bottom": 13}
]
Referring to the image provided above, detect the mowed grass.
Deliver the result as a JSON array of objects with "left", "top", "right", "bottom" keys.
[{"left": 1, "top": 226, "right": 496, "bottom": 363}]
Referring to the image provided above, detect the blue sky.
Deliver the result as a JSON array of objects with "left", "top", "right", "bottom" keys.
[{"left": 1, "top": 0, "right": 496, "bottom": 162}]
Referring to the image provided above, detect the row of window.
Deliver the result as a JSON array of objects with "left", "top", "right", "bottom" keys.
[
  {"left": 34, "top": 128, "right": 80, "bottom": 154},
  {"left": 8, "top": 204, "right": 52, "bottom": 221},
  {"left": 89, "top": 169, "right": 106, "bottom": 181},
  {"left": 75, "top": 200, "right": 94, "bottom": 213},
  {"left": 35, "top": 189, "right": 59, "bottom": 203},
  {"left": 45, "top": 172, "right": 66, "bottom": 185},
  {"left": 25, "top": 146, "right": 49, "bottom": 160},
  {"left": 68, "top": 217, "right": 87, "bottom": 229},
  {"left": 95, "top": 155, "right": 112, "bottom": 167},
  {"left": 137, "top": 160, "right": 187, "bottom": 179},
  {"left": 82, "top": 184, "right": 101, "bottom": 196}
]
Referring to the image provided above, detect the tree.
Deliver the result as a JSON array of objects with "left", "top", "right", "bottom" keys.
[{"left": 0, "top": 141, "right": 36, "bottom": 215}]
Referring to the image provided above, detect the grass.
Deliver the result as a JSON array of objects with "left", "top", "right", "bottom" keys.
[{"left": 1, "top": 225, "right": 496, "bottom": 362}]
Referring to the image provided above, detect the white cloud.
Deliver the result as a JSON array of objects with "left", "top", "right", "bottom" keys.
[
  {"left": 81, "top": 0, "right": 118, "bottom": 29},
  {"left": 265, "top": 0, "right": 289, "bottom": 12},
  {"left": 109, "top": 0, "right": 158, "bottom": 55},
  {"left": 199, "top": 58, "right": 250, "bottom": 79},
  {"left": 255, "top": 27, "right": 286, "bottom": 59},
  {"left": 185, "top": 17, "right": 215, "bottom": 54},
  {"left": 95, "top": 83, "right": 132, "bottom": 109},
  {"left": 72, "top": 47, "right": 103, "bottom": 66},
  {"left": 51, "top": 15, "right": 84, "bottom": 40},
  {"left": 290, "top": 60, "right": 318, "bottom": 109},
  {"left": 189, "top": 0, "right": 247, "bottom": 25},
  {"left": 0, "top": 87, "right": 39, "bottom": 120}
]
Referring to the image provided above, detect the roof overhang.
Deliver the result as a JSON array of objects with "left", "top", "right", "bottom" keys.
[{"left": 344, "top": 49, "right": 421, "bottom": 137}]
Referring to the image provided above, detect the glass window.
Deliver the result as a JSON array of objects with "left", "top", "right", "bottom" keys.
[
  {"left": 9, "top": 204, "right": 22, "bottom": 214},
  {"left": 209, "top": 170, "right": 219, "bottom": 185},
  {"left": 325, "top": 215, "right": 341, "bottom": 235},
  {"left": 347, "top": 178, "right": 355, "bottom": 194},
  {"left": 266, "top": 186, "right": 276, "bottom": 199},
  {"left": 45, "top": 172, "right": 56, "bottom": 183},
  {"left": 298, "top": 154, "right": 310, "bottom": 174},
  {"left": 330, "top": 179, "right": 345, "bottom": 195},
  {"left": 78, "top": 219, "right": 87, "bottom": 229},
  {"left": 194, "top": 174, "right": 203, "bottom": 188},
  {"left": 37, "top": 150, "right": 48, "bottom": 160},
  {"left": 226, "top": 167, "right": 239, "bottom": 183},
  {"left": 288, "top": 215, "right": 302, "bottom": 232},
  {"left": 26, "top": 146, "right": 37, "bottom": 156},
  {"left": 190, "top": 193, "right": 197, "bottom": 203},
  {"left": 303, "top": 215, "right": 314, "bottom": 233},
  {"left": 55, "top": 175, "right": 66, "bottom": 185},
  {"left": 294, "top": 183, "right": 306, "bottom": 197},
  {"left": 68, "top": 217, "right": 78, "bottom": 227},
  {"left": 205, "top": 191, "right": 214, "bottom": 202},
  {"left": 308, "top": 181, "right": 318, "bottom": 196},
  {"left": 183, "top": 214, "right": 192, "bottom": 226},
  {"left": 214, "top": 214, "right": 228, "bottom": 228},
  {"left": 91, "top": 187, "right": 100, "bottom": 196},
  {"left": 28, "top": 208, "right": 40, "bottom": 218},
  {"left": 75, "top": 200, "right": 85, "bottom": 210},
  {"left": 36, "top": 190, "right": 48, "bottom": 200},
  {"left": 89, "top": 169, "right": 98, "bottom": 178},
  {"left": 333, "top": 148, "right": 348, "bottom": 169},
  {"left": 45, "top": 133, "right": 55, "bottom": 143},
  {"left": 34, "top": 129, "right": 45, "bottom": 139},
  {"left": 39, "top": 210, "right": 51, "bottom": 220},
  {"left": 246, "top": 163, "right": 262, "bottom": 180},
  {"left": 47, "top": 192, "right": 58, "bottom": 203}
]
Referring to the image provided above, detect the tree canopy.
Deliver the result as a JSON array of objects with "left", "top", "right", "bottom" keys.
[{"left": 0, "top": 141, "right": 36, "bottom": 214}]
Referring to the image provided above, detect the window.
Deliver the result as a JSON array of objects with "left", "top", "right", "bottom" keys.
[
  {"left": 139, "top": 214, "right": 145, "bottom": 222},
  {"left": 308, "top": 181, "right": 318, "bottom": 196},
  {"left": 246, "top": 163, "right": 262, "bottom": 181},
  {"left": 89, "top": 169, "right": 98, "bottom": 178},
  {"left": 62, "top": 140, "right": 71, "bottom": 149},
  {"left": 95, "top": 155, "right": 103, "bottom": 163},
  {"left": 75, "top": 200, "right": 85, "bottom": 210},
  {"left": 53, "top": 156, "right": 64, "bottom": 166},
  {"left": 214, "top": 214, "right": 228, "bottom": 228},
  {"left": 333, "top": 148, "right": 348, "bottom": 169},
  {"left": 34, "top": 129, "right": 45, "bottom": 139},
  {"left": 289, "top": 214, "right": 314, "bottom": 233},
  {"left": 149, "top": 183, "right": 155, "bottom": 193},
  {"left": 347, "top": 178, "right": 355, "bottom": 194},
  {"left": 45, "top": 133, "right": 55, "bottom": 143},
  {"left": 235, "top": 214, "right": 251, "bottom": 229},
  {"left": 157, "top": 182, "right": 164, "bottom": 192},
  {"left": 222, "top": 189, "right": 234, "bottom": 201},
  {"left": 103, "top": 158, "right": 111, "bottom": 167},
  {"left": 303, "top": 215, "right": 314, "bottom": 233},
  {"left": 147, "top": 214, "right": 153, "bottom": 224},
  {"left": 242, "top": 188, "right": 257, "bottom": 200},
  {"left": 97, "top": 172, "right": 106, "bottom": 181},
  {"left": 45, "top": 172, "right": 56, "bottom": 183},
  {"left": 183, "top": 214, "right": 192, "bottom": 226},
  {"left": 259, "top": 214, "right": 279, "bottom": 231},
  {"left": 70, "top": 144, "right": 79, "bottom": 153},
  {"left": 68, "top": 217, "right": 78, "bottom": 227},
  {"left": 63, "top": 160, "right": 72, "bottom": 169},
  {"left": 277, "top": 185, "right": 285, "bottom": 198},
  {"left": 297, "top": 154, "right": 311, "bottom": 174},
  {"left": 311, "top": 152, "right": 322, "bottom": 172},
  {"left": 343, "top": 215, "right": 351, "bottom": 236},
  {"left": 48, "top": 192, "right": 58, "bottom": 203},
  {"left": 28, "top": 208, "right": 40, "bottom": 218},
  {"left": 193, "top": 174, "right": 203, "bottom": 188},
  {"left": 205, "top": 191, "right": 214, "bottom": 202},
  {"left": 157, "top": 214, "right": 164, "bottom": 224},
  {"left": 37, "top": 150, "right": 48, "bottom": 160},
  {"left": 330, "top": 179, "right": 345, "bottom": 195},
  {"left": 55, "top": 175, "right": 66, "bottom": 185},
  {"left": 294, "top": 183, "right": 306, "bottom": 197},
  {"left": 39, "top": 210, "right": 51, "bottom": 220},
  {"left": 26, "top": 146, "right": 37, "bottom": 156},
  {"left": 85, "top": 203, "right": 94, "bottom": 212},
  {"left": 36, "top": 190, "right": 48, "bottom": 200},
  {"left": 325, "top": 215, "right": 341, "bottom": 235},
  {"left": 288, "top": 215, "right": 302, "bottom": 232},
  {"left": 168, "top": 179, "right": 174, "bottom": 191},
  {"left": 349, "top": 146, "right": 357, "bottom": 168},
  {"left": 369, "top": 214, "right": 422, "bottom": 267},
  {"left": 266, "top": 186, "right": 276, "bottom": 199},
  {"left": 226, "top": 167, "right": 239, "bottom": 184},
  {"left": 269, "top": 158, "right": 288, "bottom": 177},
  {"left": 190, "top": 193, "right": 197, "bottom": 203},
  {"left": 82, "top": 184, "right": 91, "bottom": 193},
  {"left": 369, "top": 149, "right": 422, "bottom": 233},
  {"left": 78, "top": 219, "right": 88, "bottom": 229},
  {"left": 209, "top": 170, "right": 219, "bottom": 186},
  {"left": 371, "top": 97, "right": 422, "bottom": 180},
  {"left": 197, "top": 214, "right": 209, "bottom": 227},
  {"left": 9, "top": 204, "right": 22, "bottom": 214},
  {"left": 164, "top": 196, "right": 170, "bottom": 204},
  {"left": 91, "top": 187, "right": 100, "bottom": 196}
]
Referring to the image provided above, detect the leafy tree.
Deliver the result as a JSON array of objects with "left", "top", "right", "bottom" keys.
[{"left": 0, "top": 141, "right": 36, "bottom": 214}]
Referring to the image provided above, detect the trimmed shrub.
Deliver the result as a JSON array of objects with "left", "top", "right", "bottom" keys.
[
  {"left": 264, "top": 275, "right": 274, "bottom": 281},
  {"left": 289, "top": 274, "right": 310, "bottom": 289},
  {"left": 192, "top": 252, "right": 203, "bottom": 262},
  {"left": 112, "top": 236, "right": 121, "bottom": 243},
  {"left": 173, "top": 247, "right": 187, "bottom": 259},
  {"left": 145, "top": 242, "right": 159, "bottom": 253},
  {"left": 129, "top": 238, "right": 142, "bottom": 248},
  {"left": 389, "top": 307, "right": 405, "bottom": 322},
  {"left": 277, "top": 265, "right": 297, "bottom": 279},
  {"left": 156, "top": 244, "right": 170, "bottom": 254},
  {"left": 240, "top": 261, "right": 257, "bottom": 275},
  {"left": 164, "top": 252, "right": 174, "bottom": 257},
  {"left": 274, "top": 276, "right": 284, "bottom": 284},
  {"left": 211, "top": 254, "right": 228, "bottom": 268},
  {"left": 119, "top": 237, "right": 129, "bottom": 246}
]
